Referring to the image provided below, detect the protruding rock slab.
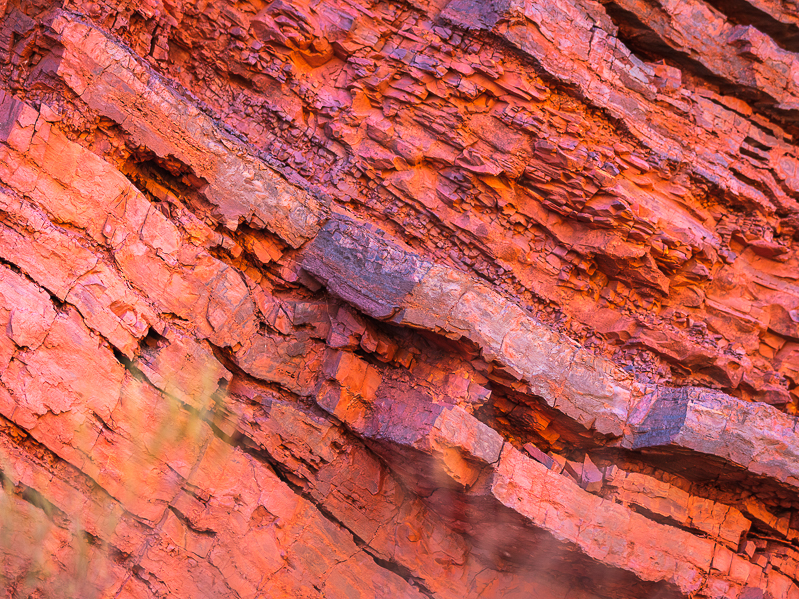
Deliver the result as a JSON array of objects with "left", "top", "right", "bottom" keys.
[
  {"left": 303, "top": 216, "right": 799, "bottom": 496},
  {"left": 49, "top": 13, "right": 329, "bottom": 247}
]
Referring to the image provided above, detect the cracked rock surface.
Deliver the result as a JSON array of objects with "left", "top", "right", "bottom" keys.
[{"left": 2, "top": 0, "right": 799, "bottom": 597}]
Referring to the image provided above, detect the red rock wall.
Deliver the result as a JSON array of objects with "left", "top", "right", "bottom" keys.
[{"left": 1, "top": 0, "right": 799, "bottom": 597}]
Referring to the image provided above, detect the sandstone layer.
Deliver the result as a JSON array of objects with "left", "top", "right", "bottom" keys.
[{"left": 1, "top": 0, "right": 799, "bottom": 597}]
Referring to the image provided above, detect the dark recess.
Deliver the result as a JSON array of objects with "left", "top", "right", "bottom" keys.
[
  {"left": 603, "top": 0, "right": 799, "bottom": 132},
  {"left": 704, "top": 0, "right": 799, "bottom": 54}
]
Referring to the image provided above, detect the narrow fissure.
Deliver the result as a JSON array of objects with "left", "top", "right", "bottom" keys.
[{"left": 201, "top": 416, "right": 439, "bottom": 597}]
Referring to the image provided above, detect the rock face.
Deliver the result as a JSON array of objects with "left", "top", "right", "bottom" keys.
[{"left": 2, "top": 0, "right": 799, "bottom": 596}]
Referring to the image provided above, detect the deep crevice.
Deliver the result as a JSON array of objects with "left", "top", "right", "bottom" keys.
[
  {"left": 602, "top": 0, "right": 799, "bottom": 130},
  {"left": 110, "top": 346, "right": 147, "bottom": 381},
  {"left": 0, "top": 254, "right": 67, "bottom": 311},
  {"left": 703, "top": 0, "right": 799, "bottom": 54},
  {"left": 363, "top": 548, "right": 436, "bottom": 599},
  {"left": 603, "top": 2, "right": 731, "bottom": 87}
]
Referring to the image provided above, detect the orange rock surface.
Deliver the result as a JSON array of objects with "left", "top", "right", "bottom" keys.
[{"left": 1, "top": 0, "right": 799, "bottom": 597}]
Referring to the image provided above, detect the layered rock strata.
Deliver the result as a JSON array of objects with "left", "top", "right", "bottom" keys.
[{"left": 1, "top": 0, "right": 799, "bottom": 597}]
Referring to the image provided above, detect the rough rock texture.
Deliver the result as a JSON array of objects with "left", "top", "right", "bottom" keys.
[{"left": 2, "top": 0, "right": 799, "bottom": 597}]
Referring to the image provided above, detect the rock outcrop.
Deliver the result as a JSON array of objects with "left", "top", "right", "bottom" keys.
[{"left": 1, "top": 0, "right": 799, "bottom": 597}]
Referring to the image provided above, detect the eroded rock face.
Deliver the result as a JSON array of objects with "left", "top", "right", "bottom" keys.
[{"left": 1, "top": 0, "right": 799, "bottom": 597}]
